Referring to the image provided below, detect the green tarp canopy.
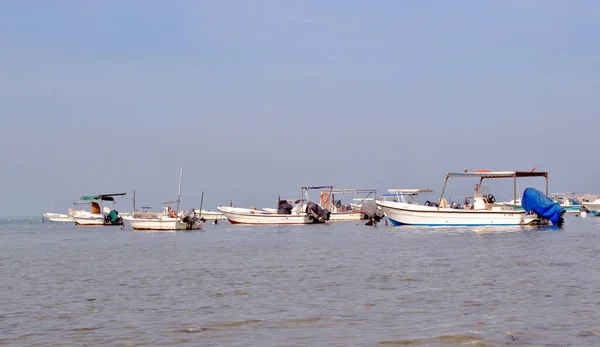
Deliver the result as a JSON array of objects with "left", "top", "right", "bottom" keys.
[{"left": 80, "top": 195, "right": 115, "bottom": 201}]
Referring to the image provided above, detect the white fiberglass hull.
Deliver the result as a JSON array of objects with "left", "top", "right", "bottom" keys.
[
  {"left": 73, "top": 214, "right": 108, "bottom": 226},
  {"left": 43, "top": 212, "right": 63, "bottom": 218},
  {"left": 123, "top": 216, "right": 202, "bottom": 231},
  {"left": 376, "top": 201, "right": 538, "bottom": 226},
  {"left": 49, "top": 216, "right": 75, "bottom": 222},
  {"left": 195, "top": 209, "right": 227, "bottom": 221},
  {"left": 328, "top": 212, "right": 365, "bottom": 221},
  {"left": 217, "top": 206, "right": 314, "bottom": 225},
  {"left": 43, "top": 213, "right": 74, "bottom": 222},
  {"left": 73, "top": 212, "right": 123, "bottom": 226},
  {"left": 582, "top": 202, "right": 600, "bottom": 216}
]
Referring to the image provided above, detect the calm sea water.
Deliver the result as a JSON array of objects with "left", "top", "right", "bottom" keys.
[{"left": 1, "top": 215, "right": 600, "bottom": 346}]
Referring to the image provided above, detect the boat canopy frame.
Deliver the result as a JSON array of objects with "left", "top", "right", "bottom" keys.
[
  {"left": 438, "top": 171, "right": 549, "bottom": 210},
  {"left": 300, "top": 185, "right": 334, "bottom": 203},
  {"left": 326, "top": 188, "right": 377, "bottom": 206},
  {"left": 80, "top": 193, "right": 127, "bottom": 202},
  {"left": 384, "top": 189, "right": 434, "bottom": 203}
]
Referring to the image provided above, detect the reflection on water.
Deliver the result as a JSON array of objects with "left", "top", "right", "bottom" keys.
[{"left": 1, "top": 215, "right": 600, "bottom": 346}]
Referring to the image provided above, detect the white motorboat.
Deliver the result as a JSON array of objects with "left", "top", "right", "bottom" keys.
[
  {"left": 123, "top": 208, "right": 203, "bottom": 231},
  {"left": 318, "top": 188, "right": 379, "bottom": 221},
  {"left": 217, "top": 186, "right": 333, "bottom": 225},
  {"left": 498, "top": 192, "right": 582, "bottom": 214},
  {"left": 123, "top": 167, "right": 203, "bottom": 231},
  {"left": 216, "top": 206, "right": 314, "bottom": 224},
  {"left": 376, "top": 171, "right": 564, "bottom": 226},
  {"left": 72, "top": 193, "right": 127, "bottom": 226},
  {"left": 581, "top": 198, "right": 600, "bottom": 216},
  {"left": 193, "top": 209, "right": 227, "bottom": 221},
  {"left": 43, "top": 208, "right": 76, "bottom": 222}
]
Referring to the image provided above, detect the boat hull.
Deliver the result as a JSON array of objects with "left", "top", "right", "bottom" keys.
[
  {"left": 195, "top": 210, "right": 227, "bottom": 221},
  {"left": 73, "top": 213, "right": 123, "bottom": 226},
  {"left": 44, "top": 213, "right": 75, "bottom": 222},
  {"left": 217, "top": 206, "right": 314, "bottom": 225},
  {"left": 49, "top": 216, "right": 75, "bottom": 222},
  {"left": 123, "top": 216, "right": 202, "bottom": 231},
  {"left": 376, "top": 201, "right": 538, "bottom": 226},
  {"left": 500, "top": 203, "right": 580, "bottom": 214},
  {"left": 43, "top": 212, "right": 63, "bottom": 218},
  {"left": 328, "top": 212, "right": 366, "bottom": 221},
  {"left": 582, "top": 203, "right": 600, "bottom": 216}
]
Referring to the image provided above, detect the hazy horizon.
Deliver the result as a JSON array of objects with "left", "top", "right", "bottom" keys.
[{"left": 1, "top": 1, "right": 599, "bottom": 216}]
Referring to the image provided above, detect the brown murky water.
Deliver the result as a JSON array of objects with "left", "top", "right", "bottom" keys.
[{"left": 1, "top": 216, "right": 600, "bottom": 346}]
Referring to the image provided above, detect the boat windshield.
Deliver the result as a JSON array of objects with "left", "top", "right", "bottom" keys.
[{"left": 383, "top": 189, "right": 433, "bottom": 203}]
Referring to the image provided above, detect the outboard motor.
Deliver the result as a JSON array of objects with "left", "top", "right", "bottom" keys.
[
  {"left": 105, "top": 210, "right": 123, "bottom": 225},
  {"left": 181, "top": 208, "right": 204, "bottom": 229},
  {"left": 305, "top": 201, "right": 331, "bottom": 223},
  {"left": 277, "top": 200, "right": 293, "bottom": 215},
  {"left": 521, "top": 188, "right": 566, "bottom": 226},
  {"left": 360, "top": 201, "right": 385, "bottom": 226}
]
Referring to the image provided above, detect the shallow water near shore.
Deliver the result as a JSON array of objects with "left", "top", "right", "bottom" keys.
[{"left": 1, "top": 215, "right": 600, "bottom": 346}]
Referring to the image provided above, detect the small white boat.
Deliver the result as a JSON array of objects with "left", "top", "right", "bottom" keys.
[
  {"left": 43, "top": 209, "right": 76, "bottom": 222},
  {"left": 376, "top": 171, "right": 563, "bottom": 226},
  {"left": 123, "top": 208, "right": 203, "bottom": 231},
  {"left": 550, "top": 192, "right": 582, "bottom": 214},
  {"left": 72, "top": 193, "right": 127, "bottom": 226},
  {"left": 216, "top": 206, "right": 313, "bottom": 224},
  {"left": 123, "top": 167, "right": 203, "bottom": 231},
  {"left": 318, "top": 188, "right": 379, "bottom": 221},
  {"left": 581, "top": 198, "right": 600, "bottom": 216},
  {"left": 193, "top": 209, "right": 227, "bottom": 221},
  {"left": 217, "top": 186, "right": 333, "bottom": 225},
  {"left": 498, "top": 192, "right": 582, "bottom": 214}
]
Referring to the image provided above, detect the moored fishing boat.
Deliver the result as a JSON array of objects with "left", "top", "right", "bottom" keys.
[
  {"left": 376, "top": 170, "right": 565, "bottom": 226},
  {"left": 217, "top": 186, "right": 332, "bottom": 225},
  {"left": 498, "top": 192, "right": 581, "bottom": 214},
  {"left": 123, "top": 167, "right": 204, "bottom": 231},
  {"left": 193, "top": 209, "right": 227, "bottom": 221},
  {"left": 215, "top": 206, "right": 314, "bottom": 224},
  {"left": 43, "top": 209, "right": 76, "bottom": 222},
  {"left": 581, "top": 198, "right": 600, "bottom": 216},
  {"left": 72, "top": 193, "right": 126, "bottom": 226},
  {"left": 318, "top": 188, "right": 380, "bottom": 221},
  {"left": 123, "top": 207, "right": 203, "bottom": 231}
]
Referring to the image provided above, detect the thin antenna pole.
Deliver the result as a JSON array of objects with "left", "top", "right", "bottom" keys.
[
  {"left": 176, "top": 166, "right": 183, "bottom": 214},
  {"left": 133, "top": 190, "right": 136, "bottom": 217},
  {"left": 199, "top": 192, "right": 204, "bottom": 217}
]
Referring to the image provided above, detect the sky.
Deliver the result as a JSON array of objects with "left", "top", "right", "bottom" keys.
[{"left": 1, "top": 0, "right": 599, "bottom": 216}]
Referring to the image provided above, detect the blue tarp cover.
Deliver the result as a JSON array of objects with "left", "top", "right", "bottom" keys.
[{"left": 522, "top": 188, "right": 565, "bottom": 225}]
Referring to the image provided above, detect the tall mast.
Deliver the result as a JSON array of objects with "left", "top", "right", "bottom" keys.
[
  {"left": 176, "top": 166, "right": 183, "bottom": 214},
  {"left": 199, "top": 192, "right": 204, "bottom": 217}
]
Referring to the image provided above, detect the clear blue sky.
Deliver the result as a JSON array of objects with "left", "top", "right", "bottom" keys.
[{"left": 1, "top": 0, "right": 598, "bottom": 216}]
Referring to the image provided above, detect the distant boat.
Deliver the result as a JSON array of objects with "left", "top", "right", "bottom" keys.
[
  {"left": 498, "top": 192, "right": 581, "bottom": 214},
  {"left": 319, "top": 188, "right": 379, "bottom": 221},
  {"left": 192, "top": 209, "right": 227, "bottom": 221},
  {"left": 43, "top": 209, "right": 76, "bottom": 222},
  {"left": 217, "top": 186, "right": 332, "bottom": 225},
  {"left": 123, "top": 167, "right": 204, "bottom": 231},
  {"left": 124, "top": 207, "right": 203, "bottom": 231},
  {"left": 581, "top": 198, "right": 600, "bottom": 216},
  {"left": 550, "top": 192, "right": 581, "bottom": 214}
]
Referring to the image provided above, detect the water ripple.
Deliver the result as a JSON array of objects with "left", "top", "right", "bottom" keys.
[{"left": 0, "top": 216, "right": 599, "bottom": 345}]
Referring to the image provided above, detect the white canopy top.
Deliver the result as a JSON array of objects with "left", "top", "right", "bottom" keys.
[
  {"left": 328, "top": 188, "right": 377, "bottom": 194},
  {"left": 447, "top": 171, "right": 548, "bottom": 179},
  {"left": 387, "top": 189, "right": 433, "bottom": 194}
]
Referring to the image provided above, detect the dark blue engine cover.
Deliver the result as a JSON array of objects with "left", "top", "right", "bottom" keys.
[{"left": 522, "top": 188, "right": 565, "bottom": 225}]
